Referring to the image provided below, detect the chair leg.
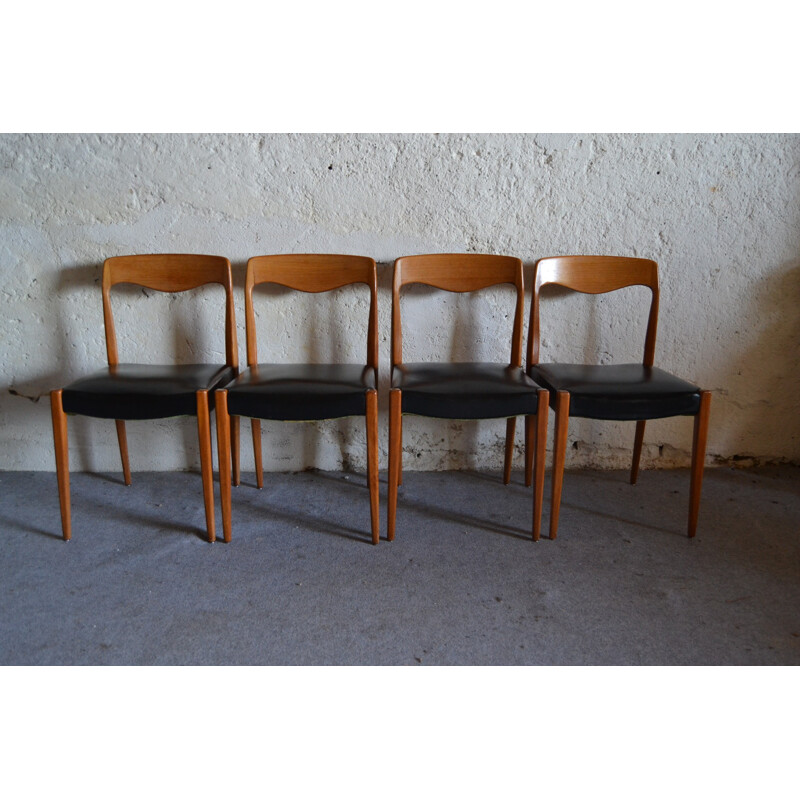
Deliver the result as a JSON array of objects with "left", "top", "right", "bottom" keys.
[
  {"left": 231, "top": 414, "right": 240, "bottom": 487},
  {"left": 532, "top": 390, "right": 549, "bottom": 541},
  {"left": 503, "top": 417, "right": 516, "bottom": 485},
  {"left": 115, "top": 420, "right": 132, "bottom": 486},
  {"left": 196, "top": 390, "right": 216, "bottom": 543},
  {"left": 366, "top": 390, "right": 380, "bottom": 545},
  {"left": 524, "top": 415, "right": 534, "bottom": 488},
  {"left": 688, "top": 391, "right": 712, "bottom": 538},
  {"left": 251, "top": 419, "right": 264, "bottom": 489},
  {"left": 630, "top": 420, "right": 646, "bottom": 485},
  {"left": 397, "top": 413, "right": 403, "bottom": 486},
  {"left": 388, "top": 389, "right": 402, "bottom": 541},
  {"left": 215, "top": 390, "right": 233, "bottom": 543},
  {"left": 549, "top": 391, "right": 570, "bottom": 540},
  {"left": 50, "top": 390, "right": 71, "bottom": 541}
]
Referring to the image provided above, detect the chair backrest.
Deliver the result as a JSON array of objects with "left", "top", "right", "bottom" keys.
[
  {"left": 529, "top": 255, "right": 660, "bottom": 367},
  {"left": 244, "top": 254, "right": 378, "bottom": 369},
  {"left": 102, "top": 253, "right": 238, "bottom": 369},
  {"left": 392, "top": 253, "right": 525, "bottom": 367}
]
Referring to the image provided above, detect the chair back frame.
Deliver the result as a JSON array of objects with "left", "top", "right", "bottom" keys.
[
  {"left": 392, "top": 253, "right": 525, "bottom": 367},
  {"left": 102, "top": 253, "right": 238, "bottom": 370},
  {"left": 244, "top": 254, "right": 378, "bottom": 370},
  {"left": 529, "top": 255, "right": 660, "bottom": 367}
]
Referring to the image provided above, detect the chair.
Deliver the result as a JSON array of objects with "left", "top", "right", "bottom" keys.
[
  {"left": 50, "top": 254, "right": 239, "bottom": 543},
  {"left": 214, "top": 254, "right": 380, "bottom": 544},
  {"left": 522, "top": 255, "right": 711, "bottom": 539},
  {"left": 388, "top": 253, "right": 549, "bottom": 541}
]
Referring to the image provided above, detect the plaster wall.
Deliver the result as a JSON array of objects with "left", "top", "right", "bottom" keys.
[{"left": 1, "top": 133, "right": 798, "bottom": 472}]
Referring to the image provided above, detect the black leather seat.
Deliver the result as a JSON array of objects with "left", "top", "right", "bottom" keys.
[
  {"left": 62, "top": 364, "right": 235, "bottom": 420},
  {"left": 394, "top": 362, "right": 541, "bottom": 419},
  {"left": 225, "top": 363, "right": 376, "bottom": 421},
  {"left": 528, "top": 363, "right": 701, "bottom": 421},
  {"left": 388, "top": 254, "right": 550, "bottom": 542}
]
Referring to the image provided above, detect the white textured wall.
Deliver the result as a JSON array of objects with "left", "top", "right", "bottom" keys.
[{"left": 1, "top": 133, "right": 798, "bottom": 472}]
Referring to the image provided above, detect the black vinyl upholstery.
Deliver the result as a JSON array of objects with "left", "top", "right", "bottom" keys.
[
  {"left": 225, "top": 363, "right": 377, "bottom": 421},
  {"left": 62, "top": 364, "right": 235, "bottom": 420},
  {"left": 528, "top": 363, "right": 701, "bottom": 420},
  {"left": 394, "top": 362, "right": 543, "bottom": 419}
]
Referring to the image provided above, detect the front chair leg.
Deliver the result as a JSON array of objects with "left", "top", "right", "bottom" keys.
[
  {"left": 196, "top": 390, "right": 216, "bottom": 543},
  {"left": 524, "top": 414, "right": 534, "bottom": 488},
  {"left": 388, "top": 389, "right": 402, "bottom": 541},
  {"left": 549, "top": 391, "right": 570, "bottom": 540},
  {"left": 365, "top": 390, "right": 380, "bottom": 545},
  {"left": 630, "top": 420, "right": 647, "bottom": 485},
  {"left": 688, "top": 391, "right": 712, "bottom": 538},
  {"left": 532, "top": 390, "right": 549, "bottom": 541},
  {"left": 115, "top": 419, "right": 132, "bottom": 486},
  {"left": 215, "top": 390, "right": 233, "bottom": 543},
  {"left": 231, "top": 414, "right": 240, "bottom": 487},
  {"left": 503, "top": 417, "right": 516, "bottom": 485},
  {"left": 51, "top": 390, "right": 71, "bottom": 541}
]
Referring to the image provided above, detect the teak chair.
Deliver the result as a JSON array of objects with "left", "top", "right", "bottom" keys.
[
  {"left": 523, "top": 255, "right": 712, "bottom": 539},
  {"left": 50, "top": 254, "right": 239, "bottom": 543},
  {"left": 215, "top": 254, "right": 380, "bottom": 544},
  {"left": 388, "top": 253, "right": 549, "bottom": 541}
]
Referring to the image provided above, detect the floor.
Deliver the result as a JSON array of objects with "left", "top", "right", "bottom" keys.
[{"left": 1, "top": 465, "right": 798, "bottom": 665}]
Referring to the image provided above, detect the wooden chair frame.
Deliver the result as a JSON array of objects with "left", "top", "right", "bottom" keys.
[
  {"left": 51, "top": 254, "right": 239, "bottom": 543},
  {"left": 388, "top": 253, "right": 549, "bottom": 541},
  {"left": 215, "top": 254, "right": 380, "bottom": 544},
  {"left": 525, "top": 255, "right": 711, "bottom": 538}
]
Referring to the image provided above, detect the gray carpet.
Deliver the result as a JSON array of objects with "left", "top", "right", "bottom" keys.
[{"left": 1, "top": 466, "right": 798, "bottom": 665}]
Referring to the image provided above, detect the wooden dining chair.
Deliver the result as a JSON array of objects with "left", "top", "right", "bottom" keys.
[
  {"left": 214, "top": 254, "right": 380, "bottom": 544},
  {"left": 521, "top": 255, "right": 711, "bottom": 539},
  {"left": 50, "top": 254, "right": 239, "bottom": 543},
  {"left": 388, "top": 253, "right": 549, "bottom": 541}
]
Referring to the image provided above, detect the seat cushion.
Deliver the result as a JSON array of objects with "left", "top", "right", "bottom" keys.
[
  {"left": 224, "top": 364, "right": 376, "bottom": 421},
  {"left": 528, "top": 363, "right": 701, "bottom": 420},
  {"left": 62, "top": 364, "right": 235, "bottom": 420},
  {"left": 392, "top": 362, "right": 542, "bottom": 419}
]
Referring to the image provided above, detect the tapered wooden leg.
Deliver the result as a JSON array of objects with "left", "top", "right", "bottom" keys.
[
  {"left": 549, "top": 391, "right": 570, "bottom": 540},
  {"left": 50, "top": 390, "right": 71, "bottom": 541},
  {"left": 388, "top": 389, "right": 402, "bottom": 541},
  {"left": 215, "top": 390, "right": 232, "bottom": 543},
  {"left": 524, "top": 415, "right": 534, "bottom": 487},
  {"left": 231, "top": 414, "right": 240, "bottom": 487},
  {"left": 532, "top": 390, "right": 549, "bottom": 541},
  {"left": 251, "top": 419, "right": 263, "bottom": 489},
  {"left": 630, "top": 420, "right": 647, "bottom": 485},
  {"left": 115, "top": 420, "right": 132, "bottom": 486},
  {"left": 397, "top": 413, "right": 403, "bottom": 486},
  {"left": 196, "top": 390, "right": 216, "bottom": 543},
  {"left": 503, "top": 417, "right": 516, "bottom": 485},
  {"left": 366, "top": 390, "right": 380, "bottom": 545},
  {"left": 688, "top": 391, "right": 711, "bottom": 538}
]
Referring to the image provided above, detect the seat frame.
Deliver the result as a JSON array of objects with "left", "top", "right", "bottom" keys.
[
  {"left": 522, "top": 255, "right": 711, "bottom": 539},
  {"left": 388, "top": 253, "right": 549, "bottom": 541},
  {"left": 50, "top": 254, "right": 239, "bottom": 543},
  {"left": 215, "top": 254, "right": 380, "bottom": 544}
]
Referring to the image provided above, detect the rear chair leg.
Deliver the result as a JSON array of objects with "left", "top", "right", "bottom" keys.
[
  {"left": 366, "top": 390, "right": 380, "bottom": 544},
  {"left": 388, "top": 389, "right": 402, "bottom": 541},
  {"left": 688, "top": 391, "right": 711, "bottom": 538},
  {"left": 115, "top": 419, "right": 132, "bottom": 485},
  {"left": 196, "top": 390, "right": 216, "bottom": 543},
  {"left": 503, "top": 417, "right": 516, "bottom": 485},
  {"left": 231, "top": 414, "right": 240, "bottom": 487},
  {"left": 51, "top": 390, "right": 71, "bottom": 541},
  {"left": 549, "top": 391, "right": 570, "bottom": 540},
  {"left": 215, "top": 390, "right": 233, "bottom": 543},
  {"left": 532, "top": 390, "right": 549, "bottom": 541},
  {"left": 524, "top": 415, "right": 534, "bottom": 488},
  {"left": 251, "top": 419, "right": 264, "bottom": 489},
  {"left": 630, "top": 420, "right": 646, "bottom": 485}
]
